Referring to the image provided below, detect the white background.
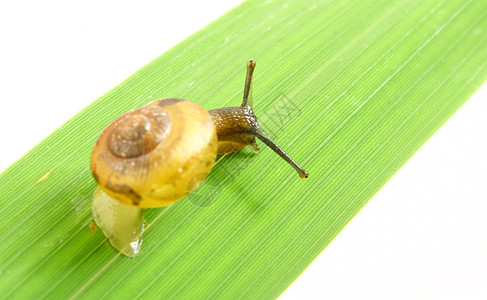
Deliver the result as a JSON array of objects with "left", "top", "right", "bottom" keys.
[{"left": 1, "top": 1, "right": 486, "bottom": 299}]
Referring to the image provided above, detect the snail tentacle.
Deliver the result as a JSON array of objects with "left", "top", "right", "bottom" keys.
[
  {"left": 252, "top": 125, "right": 309, "bottom": 179},
  {"left": 209, "top": 60, "right": 309, "bottom": 179}
]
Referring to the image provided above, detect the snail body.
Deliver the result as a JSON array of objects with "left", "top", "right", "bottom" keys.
[{"left": 91, "top": 61, "right": 308, "bottom": 256}]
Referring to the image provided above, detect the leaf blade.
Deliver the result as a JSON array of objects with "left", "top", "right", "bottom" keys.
[{"left": 0, "top": 0, "right": 486, "bottom": 298}]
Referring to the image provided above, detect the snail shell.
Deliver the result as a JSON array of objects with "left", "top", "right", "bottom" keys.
[{"left": 91, "top": 98, "right": 217, "bottom": 208}]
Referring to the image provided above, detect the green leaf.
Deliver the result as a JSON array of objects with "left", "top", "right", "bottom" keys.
[{"left": 1, "top": 0, "right": 486, "bottom": 298}]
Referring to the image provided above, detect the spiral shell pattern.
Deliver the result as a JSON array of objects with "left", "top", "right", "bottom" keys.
[{"left": 91, "top": 98, "right": 218, "bottom": 208}]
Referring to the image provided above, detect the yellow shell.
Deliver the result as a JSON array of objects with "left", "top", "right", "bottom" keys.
[{"left": 91, "top": 98, "right": 218, "bottom": 208}]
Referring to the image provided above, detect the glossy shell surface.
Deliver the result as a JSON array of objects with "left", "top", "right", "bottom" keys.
[{"left": 91, "top": 98, "right": 218, "bottom": 208}]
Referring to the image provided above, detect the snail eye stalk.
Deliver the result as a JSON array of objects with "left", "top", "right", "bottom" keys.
[
  {"left": 252, "top": 126, "right": 309, "bottom": 179},
  {"left": 242, "top": 60, "right": 256, "bottom": 108}
]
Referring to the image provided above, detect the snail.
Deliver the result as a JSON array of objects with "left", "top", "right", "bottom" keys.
[{"left": 90, "top": 60, "right": 308, "bottom": 257}]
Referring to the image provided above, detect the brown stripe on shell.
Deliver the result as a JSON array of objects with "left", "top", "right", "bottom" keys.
[{"left": 105, "top": 180, "right": 142, "bottom": 206}]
